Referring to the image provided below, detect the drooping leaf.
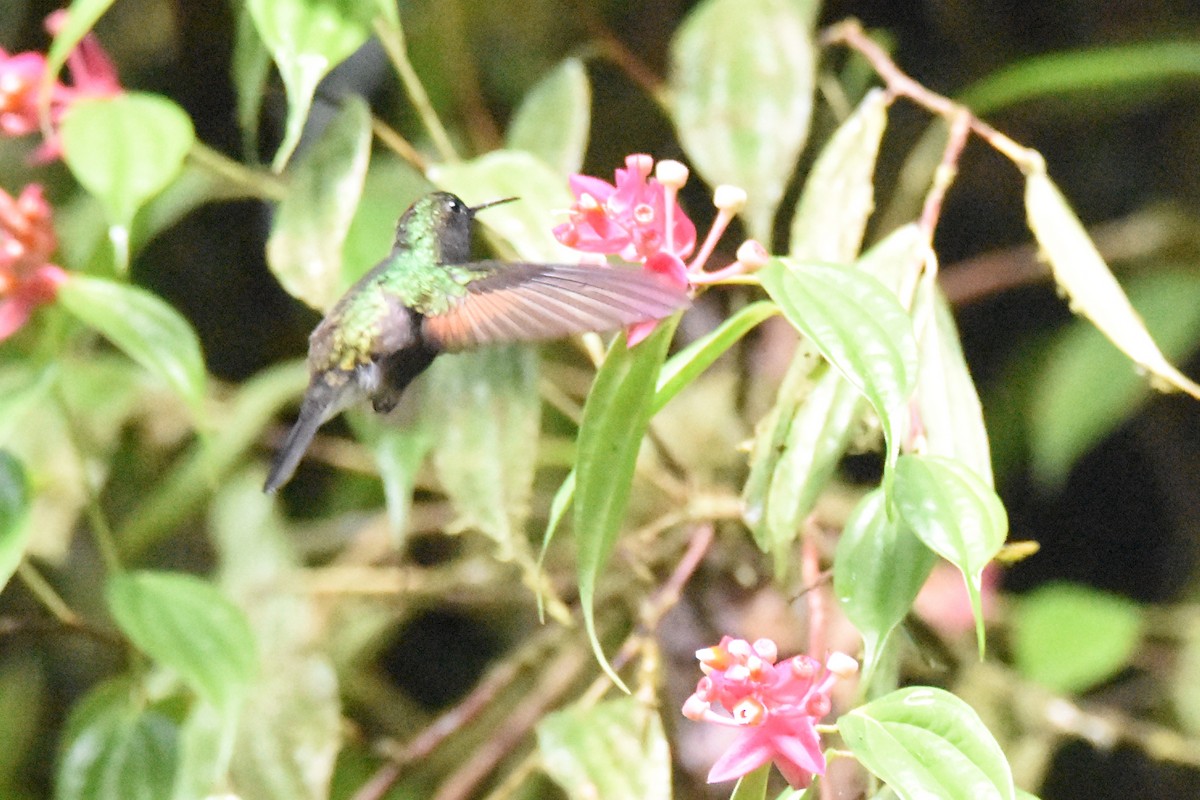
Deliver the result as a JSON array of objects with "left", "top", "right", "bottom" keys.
[
  {"left": 107, "top": 571, "right": 258, "bottom": 712},
  {"left": 789, "top": 88, "right": 890, "bottom": 261},
  {"left": 56, "top": 679, "right": 179, "bottom": 800},
  {"left": 839, "top": 686, "right": 1015, "bottom": 800},
  {"left": 892, "top": 455, "right": 1008, "bottom": 656},
  {"left": 729, "top": 764, "right": 771, "bottom": 800},
  {"left": 575, "top": 321, "right": 678, "bottom": 690},
  {"left": 537, "top": 697, "right": 671, "bottom": 800},
  {"left": 1027, "top": 270, "right": 1200, "bottom": 488},
  {"left": 760, "top": 258, "right": 918, "bottom": 477},
  {"left": 668, "top": 0, "right": 819, "bottom": 241},
  {"left": 1024, "top": 165, "right": 1200, "bottom": 399},
  {"left": 507, "top": 57, "right": 591, "bottom": 176},
  {"left": 960, "top": 41, "right": 1200, "bottom": 115},
  {"left": 351, "top": 413, "right": 434, "bottom": 546},
  {"left": 0, "top": 451, "right": 30, "bottom": 594},
  {"left": 425, "top": 345, "right": 541, "bottom": 558},
  {"left": 57, "top": 275, "right": 207, "bottom": 415},
  {"left": 432, "top": 149, "right": 577, "bottom": 260},
  {"left": 266, "top": 96, "right": 373, "bottom": 311},
  {"left": 834, "top": 489, "right": 936, "bottom": 678},
  {"left": 246, "top": 0, "right": 376, "bottom": 170},
  {"left": 60, "top": 93, "right": 195, "bottom": 234},
  {"left": 913, "top": 277, "right": 994, "bottom": 486},
  {"left": 1011, "top": 582, "right": 1142, "bottom": 694},
  {"left": 231, "top": 1, "right": 273, "bottom": 160}
]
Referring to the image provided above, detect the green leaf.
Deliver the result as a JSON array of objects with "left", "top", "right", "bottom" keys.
[
  {"left": 834, "top": 489, "right": 936, "bottom": 678},
  {"left": 760, "top": 258, "right": 918, "bottom": 476},
  {"left": 1024, "top": 164, "right": 1200, "bottom": 399},
  {"left": 537, "top": 697, "right": 671, "bottom": 800},
  {"left": 246, "top": 0, "right": 376, "bottom": 171},
  {"left": 231, "top": 1, "right": 273, "bottom": 160},
  {"left": 1173, "top": 614, "right": 1200, "bottom": 736},
  {"left": 959, "top": 42, "right": 1200, "bottom": 115},
  {"left": 1027, "top": 270, "right": 1200, "bottom": 488},
  {"left": 0, "top": 451, "right": 30, "bottom": 592},
  {"left": 44, "top": 0, "right": 116, "bottom": 93},
  {"left": 351, "top": 414, "right": 434, "bottom": 546},
  {"left": 60, "top": 93, "right": 195, "bottom": 230},
  {"left": 760, "top": 365, "right": 864, "bottom": 569},
  {"left": 839, "top": 686, "right": 1015, "bottom": 800},
  {"left": 575, "top": 321, "right": 678, "bottom": 690},
  {"left": 107, "top": 571, "right": 258, "bottom": 712},
  {"left": 426, "top": 346, "right": 540, "bottom": 558},
  {"left": 892, "top": 455, "right": 1008, "bottom": 656},
  {"left": 210, "top": 471, "right": 341, "bottom": 800},
  {"left": 789, "top": 88, "right": 890, "bottom": 261},
  {"left": 266, "top": 96, "right": 373, "bottom": 311},
  {"left": 730, "top": 764, "right": 771, "bottom": 800},
  {"left": 1012, "top": 582, "right": 1142, "bottom": 693},
  {"left": 668, "top": 0, "right": 819, "bottom": 241},
  {"left": 507, "top": 57, "right": 591, "bottom": 176},
  {"left": 170, "top": 702, "right": 235, "bottom": 800},
  {"left": 342, "top": 154, "right": 430, "bottom": 285},
  {"left": 57, "top": 275, "right": 207, "bottom": 415},
  {"left": 432, "top": 150, "right": 575, "bottom": 260},
  {"left": 0, "top": 652, "right": 44, "bottom": 791},
  {"left": 56, "top": 679, "right": 179, "bottom": 800},
  {"left": 913, "top": 277, "right": 994, "bottom": 487},
  {"left": 655, "top": 300, "right": 779, "bottom": 413}
]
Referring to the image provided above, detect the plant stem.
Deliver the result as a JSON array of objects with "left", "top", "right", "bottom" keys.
[{"left": 373, "top": 18, "right": 459, "bottom": 163}]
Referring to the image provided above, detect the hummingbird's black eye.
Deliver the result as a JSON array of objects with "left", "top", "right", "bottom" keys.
[{"left": 447, "top": 197, "right": 466, "bottom": 214}]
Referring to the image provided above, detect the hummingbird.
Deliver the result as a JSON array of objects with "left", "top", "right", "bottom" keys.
[{"left": 264, "top": 191, "right": 691, "bottom": 493}]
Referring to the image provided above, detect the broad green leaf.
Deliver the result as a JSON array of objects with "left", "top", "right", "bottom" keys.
[
  {"left": 507, "top": 57, "right": 591, "bottom": 176},
  {"left": 170, "top": 702, "right": 235, "bottom": 800},
  {"left": 892, "top": 455, "right": 1008, "bottom": 656},
  {"left": 118, "top": 361, "right": 308, "bottom": 559},
  {"left": 839, "top": 686, "right": 1015, "bottom": 800},
  {"left": 342, "top": 153, "right": 430, "bottom": 285},
  {"left": 351, "top": 413, "right": 434, "bottom": 546},
  {"left": 834, "top": 489, "right": 936, "bottom": 678},
  {"left": 1028, "top": 270, "right": 1200, "bottom": 488},
  {"left": 232, "top": 1, "right": 273, "bottom": 160},
  {"left": 668, "top": 0, "right": 819, "bottom": 241},
  {"left": 246, "top": 0, "right": 376, "bottom": 171},
  {"left": 914, "top": 277, "right": 994, "bottom": 486},
  {"left": 266, "top": 96, "right": 372, "bottom": 311},
  {"left": 432, "top": 150, "right": 576, "bottom": 260},
  {"left": 537, "top": 697, "right": 671, "bottom": 800},
  {"left": 43, "top": 0, "right": 116, "bottom": 94},
  {"left": 960, "top": 42, "right": 1200, "bottom": 115},
  {"left": 760, "top": 258, "right": 918, "bottom": 476},
  {"left": 1012, "top": 583, "right": 1142, "bottom": 694},
  {"left": 57, "top": 275, "right": 207, "bottom": 415},
  {"left": 575, "top": 321, "right": 678, "bottom": 690},
  {"left": 60, "top": 93, "right": 195, "bottom": 233},
  {"left": 855, "top": 222, "right": 926, "bottom": 296},
  {"left": 0, "top": 364, "right": 57, "bottom": 446},
  {"left": 789, "top": 88, "right": 890, "bottom": 261},
  {"left": 655, "top": 300, "right": 779, "bottom": 413},
  {"left": 426, "top": 345, "right": 540, "bottom": 558},
  {"left": 107, "top": 571, "right": 258, "bottom": 712},
  {"left": 56, "top": 679, "right": 179, "bottom": 800},
  {"left": 1025, "top": 165, "right": 1200, "bottom": 399},
  {"left": 0, "top": 451, "right": 30, "bottom": 592},
  {"left": 730, "top": 764, "right": 770, "bottom": 800},
  {"left": 211, "top": 471, "right": 341, "bottom": 800},
  {"left": 760, "top": 365, "right": 863, "bottom": 567}
]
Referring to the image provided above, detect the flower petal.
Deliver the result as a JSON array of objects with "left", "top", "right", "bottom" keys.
[
  {"left": 769, "top": 718, "right": 826, "bottom": 775},
  {"left": 706, "top": 729, "right": 774, "bottom": 784}
]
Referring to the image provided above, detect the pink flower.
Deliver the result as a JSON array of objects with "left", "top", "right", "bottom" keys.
[
  {"left": 682, "top": 637, "right": 857, "bottom": 789},
  {"left": 554, "top": 155, "right": 769, "bottom": 346},
  {"left": 1, "top": 183, "right": 67, "bottom": 341},
  {"left": 0, "top": 10, "right": 121, "bottom": 162}
]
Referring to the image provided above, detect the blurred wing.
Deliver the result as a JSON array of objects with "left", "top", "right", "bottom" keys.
[{"left": 422, "top": 261, "right": 690, "bottom": 351}]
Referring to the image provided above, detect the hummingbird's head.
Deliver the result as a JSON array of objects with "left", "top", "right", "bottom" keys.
[{"left": 394, "top": 192, "right": 518, "bottom": 263}]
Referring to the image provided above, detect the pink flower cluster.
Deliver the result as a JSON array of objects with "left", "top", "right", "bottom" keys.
[
  {"left": 0, "top": 184, "right": 66, "bottom": 341},
  {"left": 683, "top": 637, "right": 857, "bottom": 789},
  {"left": 0, "top": 10, "right": 121, "bottom": 162},
  {"left": 553, "top": 154, "right": 768, "bottom": 345}
]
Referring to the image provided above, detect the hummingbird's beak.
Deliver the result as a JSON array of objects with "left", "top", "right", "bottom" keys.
[{"left": 470, "top": 196, "right": 519, "bottom": 215}]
